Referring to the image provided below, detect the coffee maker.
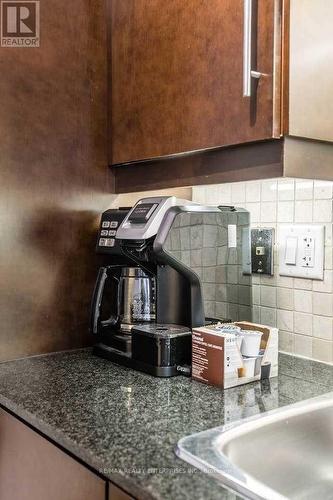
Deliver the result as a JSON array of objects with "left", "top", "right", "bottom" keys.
[{"left": 91, "top": 196, "right": 251, "bottom": 376}]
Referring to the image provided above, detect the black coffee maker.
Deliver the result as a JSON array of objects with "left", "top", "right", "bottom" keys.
[{"left": 91, "top": 196, "right": 251, "bottom": 376}]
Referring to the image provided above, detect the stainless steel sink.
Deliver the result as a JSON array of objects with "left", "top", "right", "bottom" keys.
[{"left": 176, "top": 392, "right": 333, "bottom": 500}]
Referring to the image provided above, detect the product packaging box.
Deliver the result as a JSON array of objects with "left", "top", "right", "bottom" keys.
[{"left": 191, "top": 321, "right": 278, "bottom": 389}]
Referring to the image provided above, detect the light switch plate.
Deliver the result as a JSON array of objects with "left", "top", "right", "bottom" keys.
[
  {"left": 251, "top": 228, "right": 274, "bottom": 275},
  {"left": 279, "top": 224, "right": 325, "bottom": 280}
]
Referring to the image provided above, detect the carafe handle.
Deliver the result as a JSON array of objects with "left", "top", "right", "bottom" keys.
[{"left": 90, "top": 266, "right": 120, "bottom": 334}]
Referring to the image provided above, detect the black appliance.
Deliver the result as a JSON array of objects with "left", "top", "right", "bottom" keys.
[{"left": 91, "top": 197, "right": 251, "bottom": 377}]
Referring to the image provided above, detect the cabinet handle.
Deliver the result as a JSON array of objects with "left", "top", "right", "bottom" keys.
[{"left": 243, "top": 0, "right": 262, "bottom": 97}]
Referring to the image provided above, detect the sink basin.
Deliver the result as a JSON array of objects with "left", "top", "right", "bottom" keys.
[{"left": 176, "top": 392, "right": 333, "bottom": 500}]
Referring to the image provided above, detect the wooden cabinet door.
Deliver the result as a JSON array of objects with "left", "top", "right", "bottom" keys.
[
  {"left": 0, "top": 409, "right": 106, "bottom": 500},
  {"left": 109, "top": 482, "right": 134, "bottom": 499},
  {"left": 111, "top": 0, "right": 281, "bottom": 164}
]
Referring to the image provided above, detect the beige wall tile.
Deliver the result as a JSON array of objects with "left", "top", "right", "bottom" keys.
[
  {"left": 279, "top": 330, "right": 294, "bottom": 353},
  {"left": 260, "top": 307, "right": 277, "bottom": 327},
  {"left": 205, "top": 185, "right": 224, "bottom": 205},
  {"left": 278, "top": 179, "right": 295, "bottom": 201},
  {"left": 293, "top": 278, "right": 313, "bottom": 291},
  {"left": 325, "top": 246, "right": 333, "bottom": 270},
  {"left": 204, "top": 184, "right": 232, "bottom": 206},
  {"left": 252, "top": 274, "right": 261, "bottom": 285},
  {"left": 252, "top": 285, "right": 260, "bottom": 305},
  {"left": 313, "top": 315, "right": 333, "bottom": 341},
  {"left": 246, "top": 181, "right": 261, "bottom": 202},
  {"left": 314, "top": 180, "right": 332, "bottom": 200},
  {"left": 277, "top": 287, "right": 294, "bottom": 310},
  {"left": 313, "top": 292, "right": 333, "bottom": 317},
  {"left": 295, "top": 180, "right": 313, "bottom": 200},
  {"left": 276, "top": 273, "right": 294, "bottom": 288},
  {"left": 261, "top": 273, "right": 277, "bottom": 287},
  {"left": 252, "top": 305, "right": 261, "bottom": 323},
  {"left": 294, "top": 289, "right": 312, "bottom": 313},
  {"left": 260, "top": 286, "right": 276, "bottom": 307},
  {"left": 260, "top": 202, "right": 277, "bottom": 223},
  {"left": 313, "top": 270, "right": 333, "bottom": 293},
  {"left": 295, "top": 200, "right": 313, "bottom": 223},
  {"left": 246, "top": 202, "right": 261, "bottom": 223},
  {"left": 192, "top": 186, "right": 206, "bottom": 204},
  {"left": 261, "top": 179, "right": 277, "bottom": 202},
  {"left": 231, "top": 182, "right": 246, "bottom": 203},
  {"left": 313, "top": 338, "right": 333, "bottom": 363},
  {"left": 294, "top": 312, "right": 313, "bottom": 336},
  {"left": 313, "top": 199, "right": 332, "bottom": 223},
  {"left": 277, "top": 201, "right": 294, "bottom": 223},
  {"left": 277, "top": 309, "right": 294, "bottom": 332},
  {"left": 294, "top": 334, "right": 313, "bottom": 358}
]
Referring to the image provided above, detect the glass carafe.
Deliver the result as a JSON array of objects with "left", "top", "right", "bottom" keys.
[{"left": 118, "top": 267, "right": 155, "bottom": 332}]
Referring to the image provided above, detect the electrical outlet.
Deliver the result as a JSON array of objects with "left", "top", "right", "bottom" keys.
[
  {"left": 279, "top": 224, "right": 324, "bottom": 280},
  {"left": 301, "top": 236, "right": 314, "bottom": 268}
]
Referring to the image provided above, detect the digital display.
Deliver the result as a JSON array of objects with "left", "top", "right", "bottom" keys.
[{"left": 128, "top": 203, "right": 158, "bottom": 223}]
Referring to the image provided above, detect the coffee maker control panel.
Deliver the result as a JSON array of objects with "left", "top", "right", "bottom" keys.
[
  {"left": 127, "top": 202, "right": 158, "bottom": 223},
  {"left": 117, "top": 196, "right": 197, "bottom": 240},
  {"left": 96, "top": 208, "right": 130, "bottom": 255}
]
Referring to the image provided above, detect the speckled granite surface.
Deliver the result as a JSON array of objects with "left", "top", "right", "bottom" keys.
[{"left": 0, "top": 350, "right": 332, "bottom": 500}]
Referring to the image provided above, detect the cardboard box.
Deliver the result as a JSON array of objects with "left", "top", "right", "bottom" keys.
[{"left": 192, "top": 321, "right": 278, "bottom": 389}]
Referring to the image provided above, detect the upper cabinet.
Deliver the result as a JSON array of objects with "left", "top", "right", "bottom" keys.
[
  {"left": 289, "top": 0, "right": 333, "bottom": 142},
  {"left": 110, "top": 0, "right": 285, "bottom": 165}
]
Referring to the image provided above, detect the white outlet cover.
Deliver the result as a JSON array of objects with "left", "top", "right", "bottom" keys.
[{"left": 279, "top": 224, "right": 325, "bottom": 280}]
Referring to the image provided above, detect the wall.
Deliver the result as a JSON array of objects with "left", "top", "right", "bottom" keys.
[
  {"left": 0, "top": 0, "right": 113, "bottom": 360},
  {"left": 192, "top": 178, "right": 333, "bottom": 364}
]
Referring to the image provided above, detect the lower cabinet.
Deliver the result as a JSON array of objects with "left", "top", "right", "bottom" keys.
[
  {"left": 0, "top": 409, "right": 133, "bottom": 500},
  {"left": 109, "top": 482, "right": 134, "bottom": 500}
]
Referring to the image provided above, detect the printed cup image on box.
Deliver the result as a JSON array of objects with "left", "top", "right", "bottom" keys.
[{"left": 192, "top": 321, "right": 278, "bottom": 389}]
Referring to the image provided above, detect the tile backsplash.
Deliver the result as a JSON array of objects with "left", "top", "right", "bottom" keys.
[
  {"left": 193, "top": 178, "right": 333, "bottom": 365},
  {"left": 115, "top": 178, "right": 333, "bottom": 365}
]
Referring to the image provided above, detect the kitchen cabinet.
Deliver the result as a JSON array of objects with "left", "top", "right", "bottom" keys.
[
  {"left": 110, "top": 0, "right": 284, "bottom": 165},
  {"left": 0, "top": 409, "right": 105, "bottom": 500},
  {"left": 109, "top": 482, "right": 134, "bottom": 500},
  {"left": 0, "top": 409, "right": 132, "bottom": 500},
  {"left": 289, "top": 0, "right": 333, "bottom": 142}
]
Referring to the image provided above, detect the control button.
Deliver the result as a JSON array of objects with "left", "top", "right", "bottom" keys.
[
  {"left": 101, "top": 230, "right": 108, "bottom": 236},
  {"left": 105, "top": 238, "right": 115, "bottom": 247},
  {"left": 102, "top": 221, "right": 110, "bottom": 228},
  {"left": 99, "top": 238, "right": 106, "bottom": 246},
  {"left": 108, "top": 230, "right": 116, "bottom": 236},
  {"left": 110, "top": 221, "right": 118, "bottom": 228}
]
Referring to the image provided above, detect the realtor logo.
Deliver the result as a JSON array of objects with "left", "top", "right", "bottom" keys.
[{"left": 1, "top": 1, "right": 39, "bottom": 47}]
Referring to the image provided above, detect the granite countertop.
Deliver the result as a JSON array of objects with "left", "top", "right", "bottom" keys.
[{"left": 0, "top": 349, "right": 332, "bottom": 500}]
